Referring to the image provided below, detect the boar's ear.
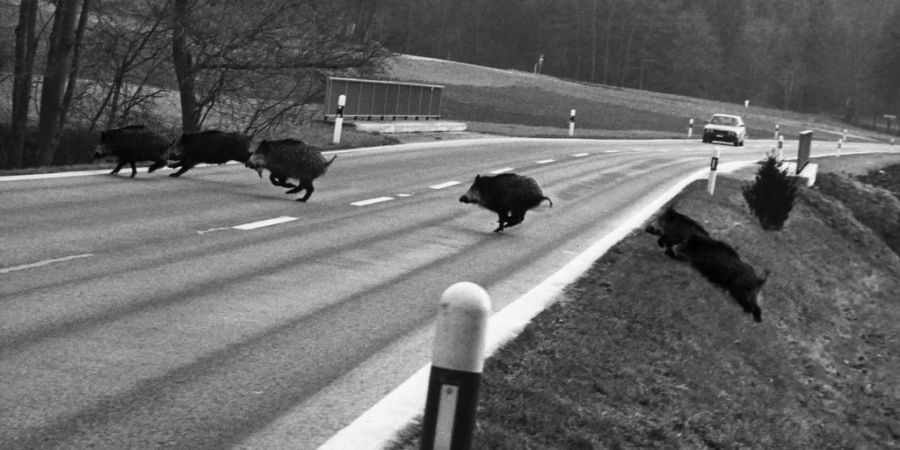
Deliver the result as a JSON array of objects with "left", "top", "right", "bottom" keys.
[{"left": 475, "top": 174, "right": 481, "bottom": 181}]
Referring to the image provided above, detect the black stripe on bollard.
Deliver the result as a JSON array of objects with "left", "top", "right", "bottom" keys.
[{"left": 420, "top": 367, "right": 482, "bottom": 450}]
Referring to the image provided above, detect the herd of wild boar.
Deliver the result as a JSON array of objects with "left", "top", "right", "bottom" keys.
[
  {"left": 93, "top": 125, "right": 336, "bottom": 202},
  {"left": 93, "top": 125, "right": 768, "bottom": 322}
]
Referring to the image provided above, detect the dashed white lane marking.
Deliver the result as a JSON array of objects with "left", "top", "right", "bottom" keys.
[
  {"left": 396, "top": 193, "right": 413, "bottom": 198},
  {"left": 351, "top": 196, "right": 394, "bottom": 206},
  {"left": 573, "top": 153, "right": 589, "bottom": 157},
  {"left": 490, "top": 167, "right": 514, "bottom": 174},
  {"left": 604, "top": 150, "right": 621, "bottom": 153},
  {"left": 536, "top": 159, "right": 555, "bottom": 164},
  {"left": 233, "top": 216, "right": 298, "bottom": 230},
  {"left": 429, "top": 181, "right": 462, "bottom": 190},
  {"left": 0, "top": 253, "right": 94, "bottom": 275}
]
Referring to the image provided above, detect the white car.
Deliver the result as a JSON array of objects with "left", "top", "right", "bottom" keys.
[{"left": 702, "top": 114, "right": 746, "bottom": 146}]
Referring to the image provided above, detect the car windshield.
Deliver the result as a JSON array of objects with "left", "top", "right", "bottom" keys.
[{"left": 711, "top": 115, "right": 738, "bottom": 126}]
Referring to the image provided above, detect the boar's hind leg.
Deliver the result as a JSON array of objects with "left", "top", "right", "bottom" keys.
[
  {"left": 169, "top": 162, "right": 195, "bottom": 177},
  {"left": 506, "top": 210, "right": 527, "bottom": 228},
  {"left": 295, "top": 182, "right": 315, "bottom": 202},
  {"left": 148, "top": 161, "right": 165, "bottom": 173},
  {"left": 129, "top": 161, "right": 138, "bottom": 177},
  {"left": 110, "top": 160, "right": 125, "bottom": 175},
  {"left": 269, "top": 174, "right": 296, "bottom": 189}
]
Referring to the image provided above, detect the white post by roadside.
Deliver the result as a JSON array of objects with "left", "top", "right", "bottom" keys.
[
  {"left": 568, "top": 109, "right": 576, "bottom": 137},
  {"left": 774, "top": 123, "right": 780, "bottom": 139},
  {"left": 707, "top": 148, "right": 720, "bottom": 196},
  {"left": 332, "top": 94, "right": 346, "bottom": 145},
  {"left": 688, "top": 118, "right": 694, "bottom": 138},
  {"left": 776, "top": 135, "right": 784, "bottom": 161},
  {"left": 420, "top": 282, "right": 490, "bottom": 450},
  {"left": 744, "top": 99, "right": 750, "bottom": 108}
]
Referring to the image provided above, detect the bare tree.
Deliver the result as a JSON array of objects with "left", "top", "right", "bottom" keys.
[
  {"left": 35, "top": 0, "right": 80, "bottom": 166},
  {"left": 8, "top": 0, "right": 39, "bottom": 168},
  {"left": 59, "top": 0, "right": 93, "bottom": 130},
  {"left": 168, "top": 0, "right": 384, "bottom": 135}
]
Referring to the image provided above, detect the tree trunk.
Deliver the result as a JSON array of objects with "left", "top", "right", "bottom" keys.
[
  {"left": 9, "top": 0, "right": 39, "bottom": 169},
  {"left": 60, "top": 0, "right": 92, "bottom": 130},
  {"left": 36, "top": 0, "right": 81, "bottom": 166},
  {"left": 590, "top": 0, "right": 598, "bottom": 83},
  {"left": 172, "top": 0, "right": 201, "bottom": 133}
]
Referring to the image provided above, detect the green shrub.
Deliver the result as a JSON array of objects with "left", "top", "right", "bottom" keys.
[{"left": 742, "top": 152, "right": 799, "bottom": 230}]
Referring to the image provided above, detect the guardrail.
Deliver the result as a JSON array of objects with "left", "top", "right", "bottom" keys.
[{"left": 323, "top": 77, "right": 444, "bottom": 121}]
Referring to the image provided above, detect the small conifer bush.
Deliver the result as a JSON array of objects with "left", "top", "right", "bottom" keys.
[{"left": 742, "top": 152, "right": 799, "bottom": 230}]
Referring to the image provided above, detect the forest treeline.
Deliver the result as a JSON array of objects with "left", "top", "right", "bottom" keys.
[
  {"left": 1, "top": 0, "right": 899, "bottom": 169},
  {"left": 379, "top": 0, "right": 900, "bottom": 117}
]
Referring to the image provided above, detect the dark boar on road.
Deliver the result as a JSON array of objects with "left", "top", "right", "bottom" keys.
[
  {"left": 245, "top": 138, "right": 336, "bottom": 202},
  {"left": 459, "top": 173, "right": 552, "bottom": 232},
  {"left": 93, "top": 125, "right": 169, "bottom": 177},
  {"left": 165, "top": 130, "right": 252, "bottom": 177},
  {"left": 645, "top": 207, "right": 711, "bottom": 257},
  {"left": 672, "top": 233, "right": 768, "bottom": 322}
]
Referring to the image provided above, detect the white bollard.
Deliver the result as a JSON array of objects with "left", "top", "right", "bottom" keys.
[
  {"left": 744, "top": 99, "right": 750, "bottom": 108},
  {"left": 568, "top": 109, "right": 576, "bottom": 137},
  {"left": 421, "top": 282, "right": 490, "bottom": 450},
  {"left": 776, "top": 135, "right": 784, "bottom": 161},
  {"left": 774, "top": 123, "right": 780, "bottom": 139},
  {"left": 332, "top": 94, "right": 346, "bottom": 145},
  {"left": 688, "top": 118, "right": 694, "bottom": 138},
  {"left": 707, "top": 148, "right": 720, "bottom": 196}
]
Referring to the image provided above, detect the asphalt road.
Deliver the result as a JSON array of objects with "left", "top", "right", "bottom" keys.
[{"left": 0, "top": 137, "right": 891, "bottom": 449}]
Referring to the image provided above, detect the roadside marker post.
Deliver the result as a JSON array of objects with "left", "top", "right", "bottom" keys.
[
  {"left": 774, "top": 123, "right": 780, "bottom": 139},
  {"left": 744, "top": 99, "right": 750, "bottom": 108},
  {"left": 420, "top": 282, "right": 490, "bottom": 450},
  {"left": 707, "top": 148, "right": 720, "bottom": 196},
  {"left": 568, "top": 109, "right": 576, "bottom": 137},
  {"left": 688, "top": 118, "right": 694, "bottom": 138},
  {"left": 332, "top": 94, "right": 346, "bottom": 145},
  {"left": 777, "top": 135, "right": 784, "bottom": 161}
]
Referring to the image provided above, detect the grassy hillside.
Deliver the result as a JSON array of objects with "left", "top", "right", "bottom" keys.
[
  {"left": 382, "top": 55, "right": 894, "bottom": 143},
  {"left": 388, "top": 154, "right": 900, "bottom": 449}
]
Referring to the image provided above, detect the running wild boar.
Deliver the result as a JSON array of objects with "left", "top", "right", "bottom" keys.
[
  {"left": 459, "top": 173, "right": 552, "bottom": 232},
  {"left": 93, "top": 125, "right": 169, "bottom": 177},
  {"left": 245, "top": 138, "right": 336, "bottom": 202},
  {"left": 165, "top": 130, "right": 252, "bottom": 177}
]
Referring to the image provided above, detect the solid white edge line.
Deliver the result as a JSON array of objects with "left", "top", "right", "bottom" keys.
[
  {"left": 0, "top": 253, "right": 94, "bottom": 275},
  {"left": 316, "top": 160, "right": 756, "bottom": 450},
  {"left": 351, "top": 196, "right": 395, "bottom": 207},
  {"left": 232, "top": 216, "right": 297, "bottom": 230},
  {"left": 489, "top": 167, "right": 514, "bottom": 174},
  {"left": 428, "top": 181, "right": 462, "bottom": 190}
]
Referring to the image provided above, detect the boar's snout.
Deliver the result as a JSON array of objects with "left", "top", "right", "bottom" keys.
[{"left": 245, "top": 158, "right": 263, "bottom": 178}]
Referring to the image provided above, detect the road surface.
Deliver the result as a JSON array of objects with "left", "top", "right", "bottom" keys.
[{"left": 0, "top": 137, "right": 891, "bottom": 448}]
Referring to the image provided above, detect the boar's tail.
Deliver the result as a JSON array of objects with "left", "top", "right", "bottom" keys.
[
  {"left": 541, "top": 196, "right": 553, "bottom": 207},
  {"left": 325, "top": 155, "right": 337, "bottom": 166}
]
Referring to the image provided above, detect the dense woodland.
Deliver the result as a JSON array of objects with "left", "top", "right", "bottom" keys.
[
  {"left": 0, "top": 0, "right": 899, "bottom": 169},
  {"left": 379, "top": 0, "right": 900, "bottom": 117}
]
